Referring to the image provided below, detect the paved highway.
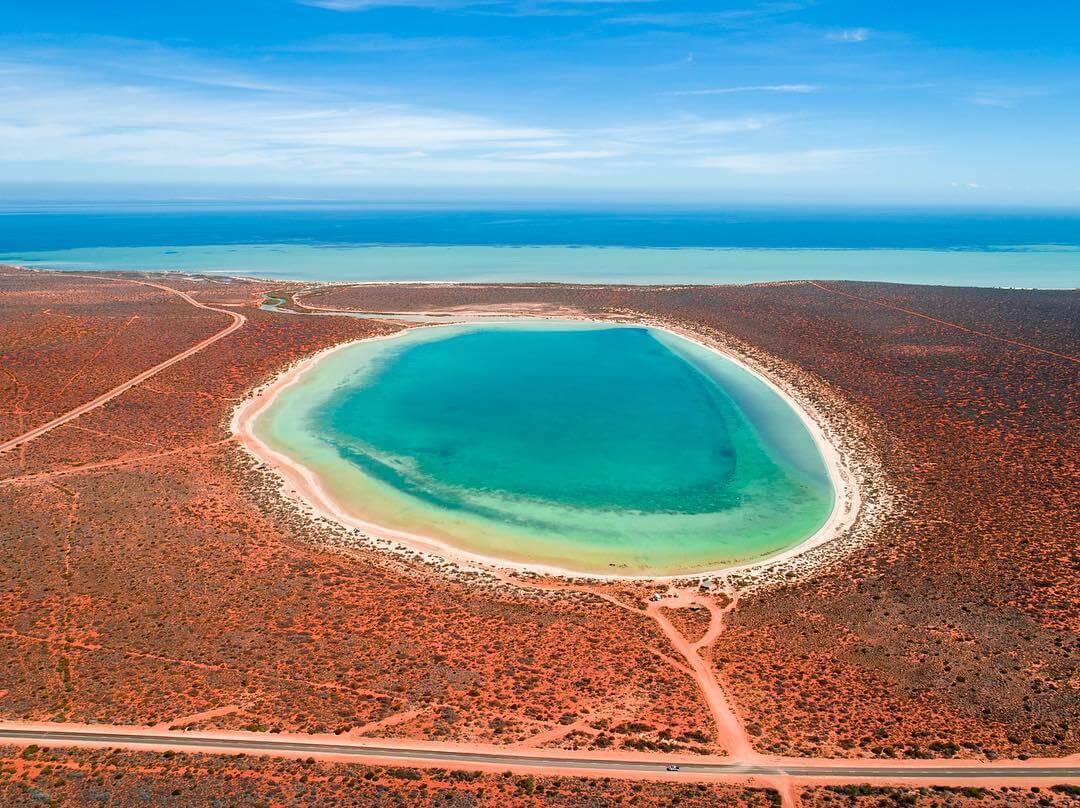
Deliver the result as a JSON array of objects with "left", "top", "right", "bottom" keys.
[{"left": 2, "top": 728, "right": 1076, "bottom": 783}]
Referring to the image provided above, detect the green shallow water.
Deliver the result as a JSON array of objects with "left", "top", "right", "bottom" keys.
[{"left": 254, "top": 322, "right": 835, "bottom": 575}]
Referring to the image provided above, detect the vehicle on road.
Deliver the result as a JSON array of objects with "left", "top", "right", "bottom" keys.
[{"left": 665, "top": 764, "right": 681, "bottom": 772}]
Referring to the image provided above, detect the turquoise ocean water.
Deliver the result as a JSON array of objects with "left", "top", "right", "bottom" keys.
[
  {"left": 254, "top": 321, "right": 834, "bottom": 575},
  {"left": 0, "top": 207, "right": 1077, "bottom": 286},
  {"left": 5, "top": 243, "right": 1079, "bottom": 287}
]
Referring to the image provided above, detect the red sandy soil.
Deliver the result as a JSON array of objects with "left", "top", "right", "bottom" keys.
[
  {"left": 0, "top": 275, "right": 245, "bottom": 454},
  {"left": 1, "top": 269, "right": 1076, "bottom": 805},
  {"left": 0, "top": 269, "right": 717, "bottom": 761},
  {"left": 659, "top": 603, "right": 714, "bottom": 648},
  {"left": 799, "top": 784, "right": 1079, "bottom": 807},
  {"left": 0, "top": 272, "right": 224, "bottom": 444},
  {"left": 2, "top": 744, "right": 1077, "bottom": 807},
  {"left": 299, "top": 280, "right": 1079, "bottom": 761},
  {"left": 0, "top": 745, "right": 781, "bottom": 807}
]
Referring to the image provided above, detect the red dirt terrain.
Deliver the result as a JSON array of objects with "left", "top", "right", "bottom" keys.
[
  {"left": 0, "top": 744, "right": 783, "bottom": 807},
  {"left": 799, "top": 784, "right": 1078, "bottom": 808},
  {"left": 298, "top": 280, "right": 1079, "bottom": 761},
  {"left": 1, "top": 268, "right": 1076, "bottom": 805},
  {"left": 0, "top": 272, "right": 224, "bottom": 445},
  {"left": 0, "top": 269, "right": 717, "bottom": 756}
]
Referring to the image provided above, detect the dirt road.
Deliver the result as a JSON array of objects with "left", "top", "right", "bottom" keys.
[{"left": 0, "top": 277, "right": 245, "bottom": 454}]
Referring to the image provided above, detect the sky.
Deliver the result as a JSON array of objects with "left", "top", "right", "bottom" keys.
[{"left": 2, "top": 1, "right": 1079, "bottom": 204}]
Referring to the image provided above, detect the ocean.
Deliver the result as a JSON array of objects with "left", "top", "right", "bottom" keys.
[{"left": 1, "top": 206, "right": 1077, "bottom": 288}]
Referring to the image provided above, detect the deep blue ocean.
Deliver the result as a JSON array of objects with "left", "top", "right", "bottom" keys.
[
  {"left": 3, "top": 207, "right": 1080, "bottom": 250},
  {"left": 1, "top": 206, "right": 1077, "bottom": 287}
]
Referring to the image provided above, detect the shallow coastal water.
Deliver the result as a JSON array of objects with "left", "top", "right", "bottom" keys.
[
  {"left": 5, "top": 243, "right": 1079, "bottom": 288},
  {"left": 2, "top": 207, "right": 1078, "bottom": 287},
  {"left": 253, "top": 321, "right": 835, "bottom": 575}
]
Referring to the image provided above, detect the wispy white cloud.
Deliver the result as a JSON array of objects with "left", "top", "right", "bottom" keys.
[
  {"left": 503, "top": 149, "right": 625, "bottom": 160},
  {"left": 0, "top": 54, "right": 556, "bottom": 174},
  {"left": 966, "top": 86, "right": 1051, "bottom": 109},
  {"left": 968, "top": 94, "right": 1011, "bottom": 109},
  {"left": 672, "top": 84, "right": 821, "bottom": 96},
  {"left": 0, "top": 44, "right": 788, "bottom": 181},
  {"left": 692, "top": 147, "right": 903, "bottom": 174},
  {"left": 0, "top": 32, "right": 933, "bottom": 192},
  {"left": 611, "top": 116, "right": 779, "bottom": 143},
  {"left": 6, "top": 36, "right": 322, "bottom": 96},
  {"left": 827, "top": 27, "right": 871, "bottom": 43},
  {"left": 298, "top": 0, "right": 476, "bottom": 10},
  {"left": 611, "top": 5, "right": 805, "bottom": 29},
  {"left": 286, "top": 33, "right": 479, "bottom": 52},
  {"left": 299, "top": 0, "right": 655, "bottom": 12}
]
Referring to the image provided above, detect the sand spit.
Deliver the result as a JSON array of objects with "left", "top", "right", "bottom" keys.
[{"left": 232, "top": 316, "right": 881, "bottom": 584}]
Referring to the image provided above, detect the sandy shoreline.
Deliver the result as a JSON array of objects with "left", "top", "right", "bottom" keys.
[{"left": 231, "top": 317, "right": 863, "bottom": 581}]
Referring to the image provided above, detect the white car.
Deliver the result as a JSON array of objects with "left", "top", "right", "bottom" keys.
[{"left": 665, "top": 764, "right": 681, "bottom": 772}]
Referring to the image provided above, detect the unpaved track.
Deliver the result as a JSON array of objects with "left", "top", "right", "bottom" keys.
[
  {"left": 807, "top": 281, "right": 1079, "bottom": 363},
  {"left": 648, "top": 586, "right": 756, "bottom": 759},
  {"left": 0, "top": 438, "right": 234, "bottom": 485},
  {"left": 0, "top": 277, "right": 246, "bottom": 454}
]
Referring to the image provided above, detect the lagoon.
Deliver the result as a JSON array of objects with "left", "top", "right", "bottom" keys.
[{"left": 252, "top": 321, "right": 835, "bottom": 575}]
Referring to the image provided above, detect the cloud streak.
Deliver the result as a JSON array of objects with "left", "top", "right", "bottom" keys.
[
  {"left": 298, "top": 0, "right": 477, "bottom": 10},
  {"left": 692, "top": 147, "right": 905, "bottom": 174},
  {"left": 673, "top": 84, "right": 821, "bottom": 96},
  {"left": 966, "top": 86, "right": 1051, "bottom": 108},
  {"left": 827, "top": 27, "right": 872, "bottom": 42},
  {"left": 0, "top": 45, "right": 807, "bottom": 182},
  {"left": 610, "top": 2, "right": 807, "bottom": 29},
  {"left": 298, "top": 0, "right": 656, "bottom": 12},
  {"left": 286, "top": 33, "right": 480, "bottom": 52}
]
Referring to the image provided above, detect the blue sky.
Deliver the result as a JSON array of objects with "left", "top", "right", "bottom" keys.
[{"left": 2, "top": 1, "right": 1079, "bottom": 203}]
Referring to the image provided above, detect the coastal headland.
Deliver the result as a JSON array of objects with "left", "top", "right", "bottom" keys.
[{"left": 0, "top": 266, "right": 1076, "bottom": 806}]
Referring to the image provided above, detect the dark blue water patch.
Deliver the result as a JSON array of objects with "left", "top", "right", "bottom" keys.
[{"left": 2, "top": 207, "right": 1079, "bottom": 251}]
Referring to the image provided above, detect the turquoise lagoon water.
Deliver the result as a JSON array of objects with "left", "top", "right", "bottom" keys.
[{"left": 254, "top": 321, "right": 834, "bottom": 575}]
